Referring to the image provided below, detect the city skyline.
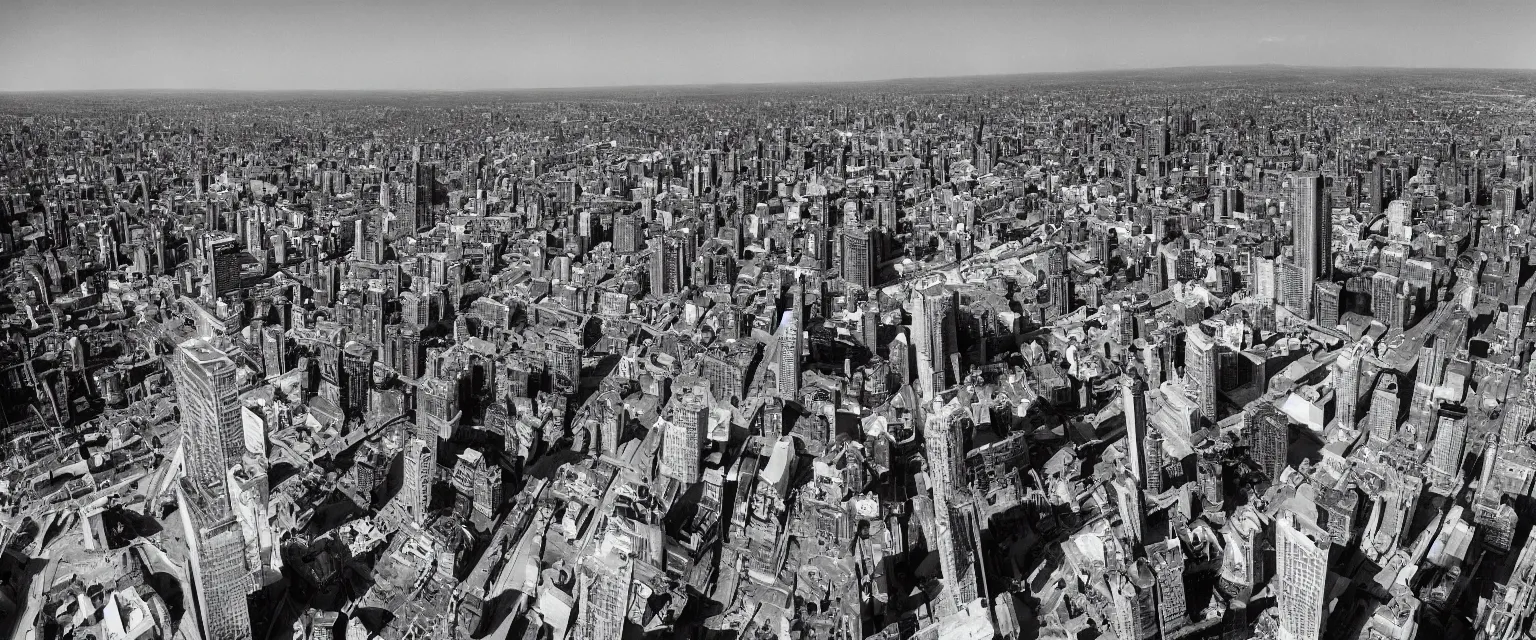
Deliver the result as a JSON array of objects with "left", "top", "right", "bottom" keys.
[{"left": 2, "top": 0, "right": 1534, "bottom": 92}]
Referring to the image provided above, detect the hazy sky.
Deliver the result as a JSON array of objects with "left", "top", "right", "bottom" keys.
[{"left": 2, "top": 0, "right": 1533, "bottom": 91}]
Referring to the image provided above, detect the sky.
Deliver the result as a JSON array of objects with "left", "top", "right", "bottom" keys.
[{"left": 2, "top": 0, "right": 1534, "bottom": 91}]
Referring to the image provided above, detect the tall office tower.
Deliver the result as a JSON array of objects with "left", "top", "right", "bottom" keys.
[
  {"left": 1144, "top": 426, "right": 1166, "bottom": 494},
  {"left": 1247, "top": 403, "right": 1289, "bottom": 481},
  {"left": 175, "top": 340, "right": 246, "bottom": 497},
  {"left": 1418, "top": 335, "right": 1446, "bottom": 389},
  {"left": 1369, "top": 376, "right": 1401, "bottom": 444},
  {"left": 341, "top": 342, "right": 372, "bottom": 419},
  {"left": 404, "top": 436, "right": 435, "bottom": 524},
  {"left": 1314, "top": 282, "right": 1342, "bottom": 328},
  {"left": 1110, "top": 565, "right": 1158, "bottom": 640},
  {"left": 920, "top": 404, "right": 980, "bottom": 613},
  {"left": 1504, "top": 388, "right": 1535, "bottom": 445},
  {"left": 576, "top": 552, "right": 632, "bottom": 640},
  {"left": 594, "top": 392, "right": 625, "bottom": 457},
  {"left": 1279, "top": 259, "right": 1306, "bottom": 315},
  {"left": 1219, "top": 507, "right": 1266, "bottom": 598},
  {"left": 1123, "top": 375, "right": 1149, "bottom": 487},
  {"left": 1113, "top": 474, "right": 1147, "bottom": 546},
  {"left": 614, "top": 213, "right": 643, "bottom": 254},
  {"left": 172, "top": 340, "right": 253, "bottom": 640},
  {"left": 208, "top": 234, "right": 242, "bottom": 300},
  {"left": 1369, "top": 161, "right": 1386, "bottom": 214},
  {"left": 776, "top": 308, "right": 802, "bottom": 399},
  {"left": 1291, "top": 172, "right": 1329, "bottom": 316},
  {"left": 417, "top": 373, "right": 462, "bottom": 440},
  {"left": 1276, "top": 508, "right": 1331, "bottom": 640},
  {"left": 1335, "top": 341, "right": 1366, "bottom": 431},
  {"left": 1048, "top": 275, "right": 1072, "bottom": 318},
  {"left": 661, "top": 382, "right": 708, "bottom": 485},
  {"left": 399, "top": 325, "right": 424, "bottom": 380},
  {"left": 261, "top": 324, "right": 288, "bottom": 378},
  {"left": 841, "top": 224, "right": 873, "bottom": 289},
  {"left": 910, "top": 287, "right": 959, "bottom": 399},
  {"left": 1428, "top": 406, "right": 1469, "bottom": 494},
  {"left": 648, "top": 236, "right": 680, "bottom": 296},
  {"left": 1150, "top": 539, "right": 1189, "bottom": 637},
  {"left": 176, "top": 484, "right": 254, "bottom": 640},
  {"left": 1185, "top": 325, "right": 1219, "bottom": 424},
  {"left": 1371, "top": 272, "right": 1401, "bottom": 327},
  {"left": 546, "top": 335, "right": 581, "bottom": 394}
]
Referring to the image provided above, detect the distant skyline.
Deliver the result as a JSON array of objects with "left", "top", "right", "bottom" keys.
[{"left": 3, "top": 0, "right": 1534, "bottom": 92}]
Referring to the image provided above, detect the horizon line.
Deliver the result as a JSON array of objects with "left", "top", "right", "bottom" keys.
[{"left": 4, "top": 63, "right": 1535, "bottom": 96}]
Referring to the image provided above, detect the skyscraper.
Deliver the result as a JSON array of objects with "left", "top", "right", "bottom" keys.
[
  {"left": 176, "top": 484, "right": 254, "bottom": 640},
  {"left": 1150, "top": 539, "right": 1189, "bottom": 637},
  {"left": 174, "top": 340, "right": 246, "bottom": 496},
  {"left": 1335, "top": 341, "right": 1365, "bottom": 431},
  {"left": 911, "top": 287, "right": 958, "bottom": 398},
  {"left": 1428, "top": 405, "right": 1469, "bottom": 493},
  {"left": 776, "top": 308, "right": 801, "bottom": 399},
  {"left": 1276, "top": 508, "right": 1330, "bottom": 640},
  {"left": 648, "top": 236, "right": 681, "bottom": 296},
  {"left": 405, "top": 436, "right": 435, "bottom": 524},
  {"left": 1291, "top": 172, "right": 1329, "bottom": 317},
  {"left": 576, "top": 551, "right": 632, "bottom": 640},
  {"left": 1248, "top": 403, "right": 1289, "bottom": 482},
  {"left": 1369, "top": 375, "right": 1400, "bottom": 445},
  {"left": 1110, "top": 564, "right": 1158, "bottom": 640},
  {"left": 207, "top": 234, "right": 243, "bottom": 300},
  {"left": 172, "top": 340, "right": 253, "bottom": 640},
  {"left": 1123, "top": 375, "right": 1149, "bottom": 488},
  {"left": 1113, "top": 473, "right": 1146, "bottom": 546},
  {"left": 661, "top": 382, "right": 708, "bottom": 485},
  {"left": 1145, "top": 426, "right": 1166, "bottom": 494},
  {"left": 1185, "top": 326, "right": 1219, "bottom": 424},
  {"left": 841, "top": 223, "right": 872, "bottom": 289}
]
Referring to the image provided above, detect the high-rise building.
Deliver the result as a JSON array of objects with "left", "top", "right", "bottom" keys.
[
  {"left": 1123, "top": 375, "right": 1149, "bottom": 488},
  {"left": 911, "top": 287, "right": 958, "bottom": 398},
  {"left": 404, "top": 436, "right": 435, "bottom": 524},
  {"left": 1315, "top": 282, "right": 1342, "bottom": 328},
  {"left": 1247, "top": 403, "right": 1288, "bottom": 481},
  {"left": 1185, "top": 325, "right": 1219, "bottom": 424},
  {"left": 1335, "top": 341, "right": 1365, "bottom": 431},
  {"left": 1428, "top": 405, "right": 1469, "bottom": 493},
  {"left": 176, "top": 483, "right": 254, "bottom": 640},
  {"left": 1150, "top": 539, "right": 1188, "bottom": 636},
  {"left": 261, "top": 324, "right": 288, "bottom": 379},
  {"left": 1048, "top": 274, "right": 1072, "bottom": 318},
  {"left": 614, "top": 213, "right": 643, "bottom": 254},
  {"left": 661, "top": 381, "right": 708, "bottom": 485},
  {"left": 576, "top": 551, "right": 632, "bottom": 640},
  {"left": 341, "top": 341, "right": 373, "bottom": 419},
  {"left": 648, "top": 236, "right": 682, "bottom": 296},
  {"left": 1144, "top": 426, "right": 1166, "bottom": 494},
  {"left": 841, "top": 224, "right": 873, "bottom": 289},
  {"left": 1372, "top": 272, "right": 1401, "bottom": 327},
  {"left": 208, "top": 234, "right": 243, "bottom": 300},
  {"left": 174, "top": 340, "right": 246, "bottom": 497},
  {"left": 1110, "top": 564, "right": 1158, "bottom": 640},
  {"left": 775, "top": 309, "right": 801, "bottom": 399},
  {"left": 923, "top": 404, "right": 980, "bottom": 611},
  {"left": 1291, "top": 172, "right": 1329, "bottom": 316},
  {"left": 1275, "top": 508, "right": 1330, "bottom": 640},
  {"left": 1113, "top": 474, "right": 1146, "bottom": 546},
  {"left": 1369, "top": 375, "right": 1401, "bottom": 445},
  {"left": 1219, "top": 506, "right": 1266, "bottom": 598}
]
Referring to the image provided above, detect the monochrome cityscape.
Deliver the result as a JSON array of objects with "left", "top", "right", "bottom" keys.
[{"left": 1, "top": 5, "right": 1535, "bottom": 640}]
